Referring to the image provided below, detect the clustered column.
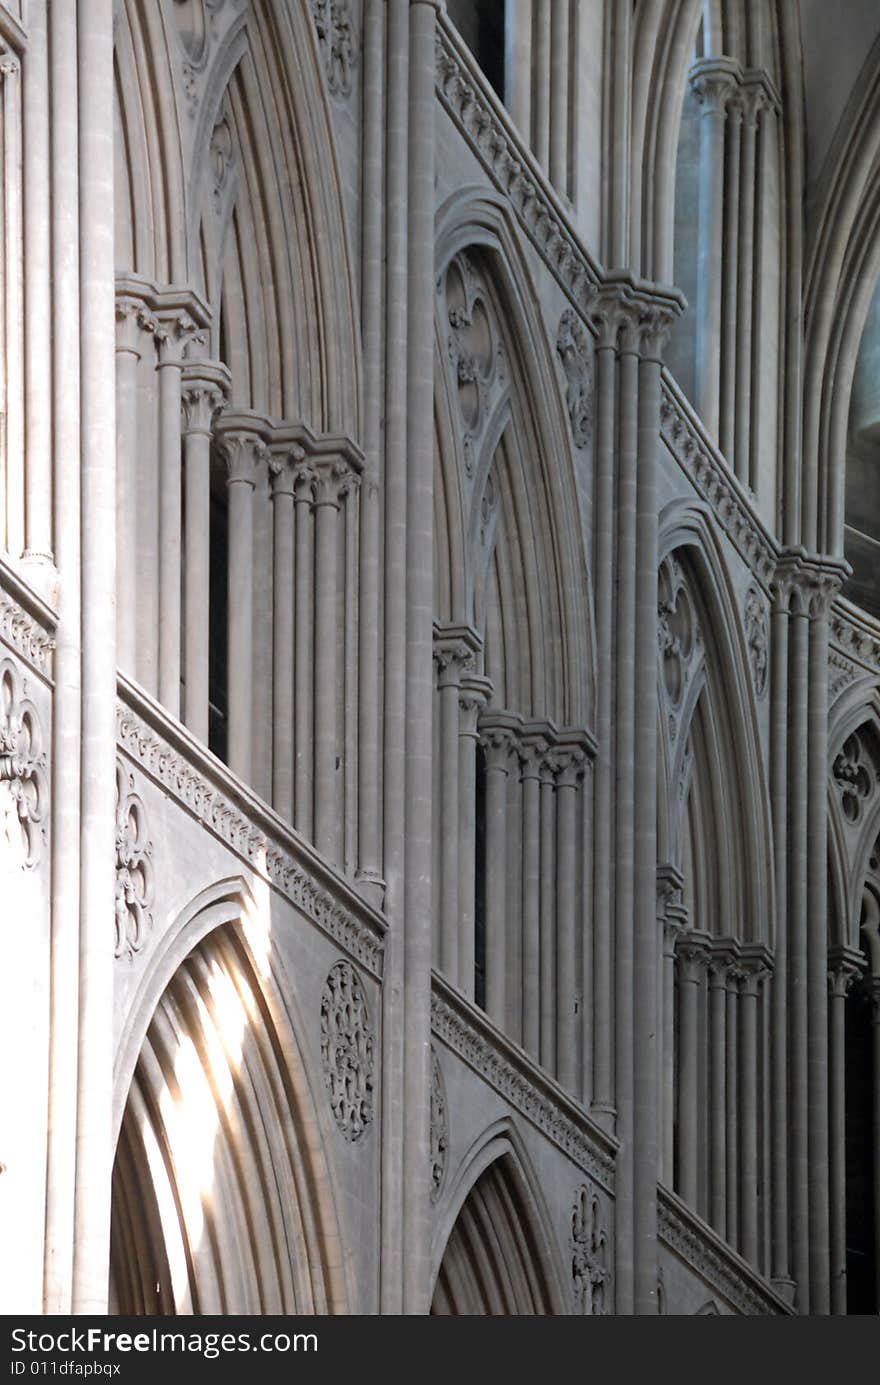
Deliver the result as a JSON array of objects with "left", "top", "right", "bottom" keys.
[
  {"left": 827, "top": 946, "right": 863, "bottom": 1314},
  {"left": 432, "top": 627, "right": 479, "bottom": 987}
]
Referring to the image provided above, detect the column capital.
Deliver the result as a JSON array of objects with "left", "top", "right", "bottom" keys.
[
  {"left": 708, "top": 937, "right": 741, "bottom": 987},
  {"left": 479, "top": 711, "right": 522, "bottom": 770},
  {"left": 591, "top": 273, "right": 686, "bottom": 360},
  {"left": 311, "top": 457, "right": 361, "bottom": 508},
  {"left": 676, "top": 929, "right": 713, "bottom": 980},
  {"left": 772, "top": 549, "right": 850, "bottom": 618},
  {"left": 216, "top": 410, "right": 272, "bottom": 485},
  {"left": 741, "top": 69, "right": 782, "bottom": 124},
  {"left": 459, "top": 675, "right": 492, "bottom": 737},
  {"left": 115, "top": 295, "right": 157, "bottom": 357},
  {"left": 689, "top": 57, "right": 742, "bottom": 113},
  {"left": 434, "top": 626, "right": 479, "bottom": 688},
  {"left": 738, "top": 942, "right": 774, "bottom": 995},
  {"left": 180, "top": 360, "right": 231, "bottom": 436},
  {"left": 827, "top": 945, "right": 866, "bottom": 999},
  {"left": 154, "top": 309, "right": 203, "bottom": 366}
]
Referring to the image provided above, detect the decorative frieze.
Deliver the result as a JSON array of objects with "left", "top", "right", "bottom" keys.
[
  {"left": 115, "top": 696, "right": 384, "bottom": 976},
  {"left": 831, "top": 600, "right": 880, "bottom": 678},
  {"left": 0, "top": 592, "right": 54, "bottom": 678},
  {"left": 658, "top": 1190, "right": 792, "bottom": 1315},
  {"left": 660, "top": 381, "right": 778, "bottom": 588},
  {"left": 431, "top": 987, "right": 616, "bottom": 1192},
  {"left": 0, "top": 658, "right": 48, "bottom": 870},
  {"left": 430, "top": 1047, "right": 449, "bottom": 1204},
  {"left": 114, "top": 761, "right": 154, "bottom": 961},
  {"left": 571, "top": 1183, "right": 609, "bottom": 1314},
  {"left": 435, "top": 20, "right": 601, "bottom": 319},
  {"left": 556, "top": 308, "right": 592, "bottom": 448},
  {"left": 320, "top": 960, "right": 374, "bottom": 1142}
]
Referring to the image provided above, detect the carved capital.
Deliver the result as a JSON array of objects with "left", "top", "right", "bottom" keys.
[
  {"left": 518, "top": 722, "right": 553, "bottom": 781},
  {"left": 708, "top": 938, "right": 740, "bottom": 988},
  {"left": 738, "top": 943, "right": 773, "bottom": 995},
  {"left": 434, "top": 637, "right": 475, "bottom": 689},
  {"left": 216, "top": 413, "right": 272, "bottom": 486},
  {"left": 676, "top": 930, "right": 713, "bottom": 982},
  {"left": 312, "top": 457, "right": 359, "bottom": 508},
  {"left": 458, "top": 675, "right": 492, "bottom": 737},
  {"left": 180, "top": 359, "right": 230, "bottom": 436},
  {"left": 155, "top": 309, "right": 202, "bottom": 366},
  {"left": 115, "top": 296, "right": 156, "bottom": 357},
  {"left": 595, "top": 273, "right": 685, "bottom": 361},
  {"left": 479, "top": 714, "right": 520, "bottom": 771},
  {"left": 689, "top": 58, "right": 741, "bottom": 114},
  {"left": 827, "top": 945, "right": 865, "bottom": 999},
  {"left": 268, "top": 443, "right": 305, "bottom": 498}
]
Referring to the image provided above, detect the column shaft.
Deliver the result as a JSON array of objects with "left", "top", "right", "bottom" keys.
[
  {"left": 788, "top": 605, "right": 809, "bottom": 1308},
  {"left": 483, "top": 732, "right": 511, "bottom": 1029},
  {"left": 23, "top": 0, "right": 52, "bottom": 562},
  {"left": 294, "top": 468, "right": 315, "bottom": 838},
  {"left": 539, "top": 763, "right": 556, "bottom": 1070},
  {"left": 709, "top": 958, "right": 729, "bottom": 1235},
  {"left": 520, "top": 749, "right": 542, "bottom": 1059},
  {"left": 736, "top": 99, "right": 758, "bottom": 488},
  {"left": 721, "top": 101, "right": 741, "bottom": 469},
  {"left": 313, "top": 476, "right": 342, "bottom": 863},
  {"left": 770, "top": 594, "right": 791, "bottom": 1288},
  {"left": 157, "top": 349, "right": 184, "bottom": 714},
  {"left": 555, "top": 762, "right": 580, "bottom": 1091},
  {"left": 271, "top": 460, "right": 296, "bottom": 821}
]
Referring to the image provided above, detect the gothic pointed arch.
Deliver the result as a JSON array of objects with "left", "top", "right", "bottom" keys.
[
  {"left": 433, "top": 187, "right": 595, "bottom": 726},
  {"left": 430, "top": 1123, "right": 567, "bottom": 1316},
  {"left": 657, "top": 502, "right": 774, "bottom": 944},
  {"left": 114, "top": 0, "right": 361, "bottom": 433},
  {"left": 110, "top": 878, "right": 349, "bottom": 1315}
]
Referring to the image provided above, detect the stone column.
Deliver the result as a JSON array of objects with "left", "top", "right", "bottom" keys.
[
  {"left": 788, "top": 580, "right": 810, "bottom": 1307},
  {"left": 676, "top": 933, "right": 711, "bottom": 1208},
  {"left": 657, "top": 867, "right": 686, "bottom": 1188},
  {"left": 769, "top": 567, "right": 793, "bottom": 1298},
  {"left": 179, "top": 363, "right": 228, "bottom": 744},
  {"left": 709, "top": 940, "right": 737, "bottom": 1237},
  {"left": 735, "top": 80, "right": 764, "bottom": 489},
  {"left": 554, "top": 741, "right": 587, "bottom": 1093},
  {"left": 805, "top": 566, "right": 843, "bottom": 1314},
  {"left": 549, "top": 0, "right": 569, "bottom": 195},
  {"left": 725, "top": 959, "right": 741, "bottom": 1251},
  {"left": 268, "top": 440, "right": 303, "bottom": 823},
  {"left": 519, "top": 726, "right": 549, "bottom": 1062},
  {"left": 23, "top": 0, "right": 53, "bottom": 571},
  {"left": 74, "top": 0, "right": 117, "bottom": 1313},
  {"left": 480, "top": 717, "right": 518, "bottom": 1030},
  {"left": 457, "top": 675, "right": 490, "bottom": 1001},
  {"left": 588, "top": 297, "right": 620, "bottom": 1128},
  {"left": 539, "top": 737, "right": 557, "bottom": 1071},
  {"left": 433, "top": 629, "right": 476, "bottom": 985},
  {"left": 216, "top": 415, "right": 270, "bottom": 784},
  {"left": 690, "top": 60, "right": 738, "bottom": 441},
  {"left": 293, "top": 459, "right": 315, "bottom": 840},
  {"left": 1, "top": 47, "right": 24, "bottom": 557},
  {"left": 720, "top": 92, "right": 742, "bottom": 469},
  {"left": 827, "top": 947, "right": 863, "bottom": 1314},
  {"left": 311, "top": 450, "right": 360, "bottom": 866},
  {"left": 154, "top": 310, "right": 196, "bottom": 716},
  {"left": 533, "top": 0, "right": 551, "bottom": 169},
  {"left": 508, "top": 0, "right": 533, "bottom": 141},
  {"left": 740, "top": 945, "right": 772, "bottom": 1267},
  {"left": 114, "top": 293, "right": 153, "bottom": 676}
]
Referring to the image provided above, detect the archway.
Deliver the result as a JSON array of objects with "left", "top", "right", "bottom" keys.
[{"left": 110, "top": 915, "right": 346, "bottom": 1315}]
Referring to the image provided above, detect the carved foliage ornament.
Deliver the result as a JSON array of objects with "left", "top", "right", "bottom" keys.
[
  {"left": 0, "top": 660, "right": 47, "bottom": 870},
  {"left": 572, "top": 1183, "right": 608, "bottom": 1315},
  {"left": 114, "top": 761, "right": 154, "bottom": 960},
  {"left": 311, "top": 0, "right": 357, "bottom": 98},
  {"left": 320, "top": 960, "right": 374, "bottom": 1141},
  {"left": 430, "top": 1047, "right": 449, "bottom": 1203},
  {"left": 744, "top": 584, "right": 768, "bottom": 699},
  {"left": 556, "top": 309, "right": 592, "bottom": 448}
]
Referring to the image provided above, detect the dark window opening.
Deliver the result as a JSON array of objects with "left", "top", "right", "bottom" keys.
[
  {"left": 474, "top": 742, "right": 487, "bottom": 1010},
  {"left": 447, "top": 0, "right": 505, "bottom": 101}
]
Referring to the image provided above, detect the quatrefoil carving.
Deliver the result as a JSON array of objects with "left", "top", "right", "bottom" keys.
[
  {"left": 444, "top": 254, "right": 499, "bottom": 437},
  {"left": 833, "top": 732, "right": 875, "bottom": 826},
  {"left": 658, "top": 556, "right": 700, "bottom": 709}
]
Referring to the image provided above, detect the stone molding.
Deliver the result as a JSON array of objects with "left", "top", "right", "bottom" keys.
[
  {"left": 430, "top": 1047, "right": 449, "bottom": 1204},
  {"left": 660, "top": 378, "right": 778, "bottom": 588},
  {"left": 116, "top": 677, "right": 385, "bottom": 978},
  {"left": 830, "top": 597, "right": 880, "bottom": 684},
  {"left": 431, "top": 976, "right": 617, "bottom": 1193},
  {"left": 658, "top": 1189, "right": 793, "bottom": 1316},
  {"left": 0, "top": 558, "right": 55, "bottom": 680}
]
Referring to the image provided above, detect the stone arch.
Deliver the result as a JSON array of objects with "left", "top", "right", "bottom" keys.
[
  {"left": 433, "top": 188, "right": 595, "bottom": 727},
  {"left": 114, "top": 0, "right": 361, "bottom": 434},
  {"left": 430, "top": 1121, "right": 568, "bottom": 1315},
  {"left": 803, "top": 31, "right": 880, "bottom": 554},
  {"left": 110, "top": 877, "right": 349, "bottom": 1315},
  {"left": 657, "top": 502, "right": 774, "bottom": 944}
]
